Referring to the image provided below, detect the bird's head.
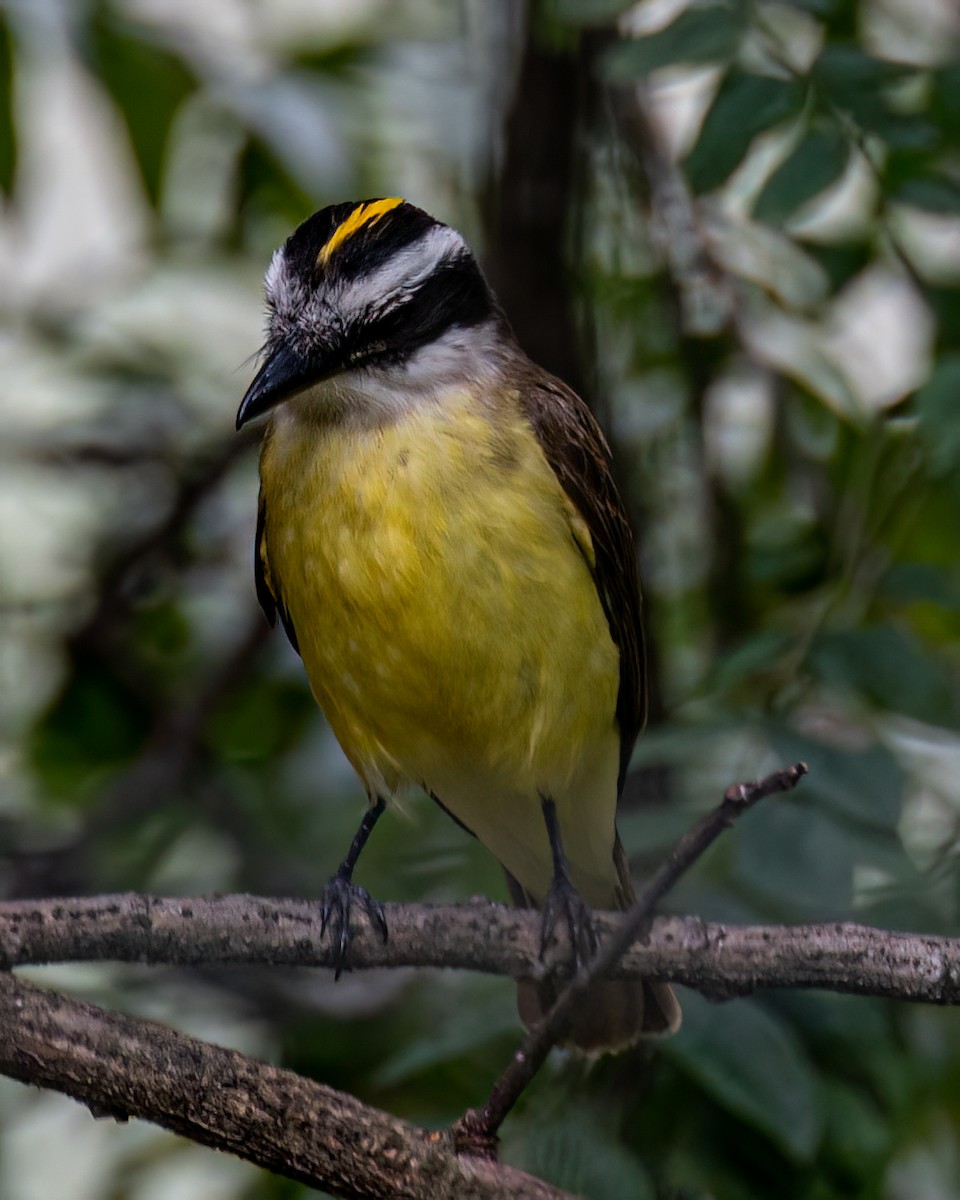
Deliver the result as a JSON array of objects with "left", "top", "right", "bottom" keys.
[{"left": 236, "top": 198, "right": 503, "bottom": 429}]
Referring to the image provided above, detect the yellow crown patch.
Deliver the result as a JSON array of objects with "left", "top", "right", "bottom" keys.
[{"left": 317, "top": 197, "right": 405, "bottom": 266}]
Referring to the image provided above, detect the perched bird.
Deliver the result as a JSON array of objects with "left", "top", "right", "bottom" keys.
[{"left": 237, "top": 198, "right": 680, "bottom": 1050}]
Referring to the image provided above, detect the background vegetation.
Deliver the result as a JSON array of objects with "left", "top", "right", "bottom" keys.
[{"left": 1, "top": 0, "right": 959, "bottom": 1196}]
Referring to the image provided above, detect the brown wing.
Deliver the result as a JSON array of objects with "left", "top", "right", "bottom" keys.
[
  {"left": 515, "top": 361, "right": 646, "bottom": 794},
  {"left": 255, "top": 488, "right": 300, "bottom": 655}
]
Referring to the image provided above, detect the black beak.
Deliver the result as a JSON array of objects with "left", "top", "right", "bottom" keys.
[{"left": 236, "top": 343, "right": 329, "bottom": 430}]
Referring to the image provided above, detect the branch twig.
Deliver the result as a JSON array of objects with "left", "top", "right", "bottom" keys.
[{"left": 454, "top": 762, "right": 808, "bottom": 1149}]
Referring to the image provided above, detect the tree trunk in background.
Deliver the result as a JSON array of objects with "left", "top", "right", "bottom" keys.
[
  {"left": 482, "top": 6, "right": 585, "bottom": 398},
  {"left": 482, "top": 7, "right": 670, "bottom": 730}
]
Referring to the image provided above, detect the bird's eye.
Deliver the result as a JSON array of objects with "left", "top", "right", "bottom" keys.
[{"left": 348, "top": 341, "right": 389, "bottom": 367}]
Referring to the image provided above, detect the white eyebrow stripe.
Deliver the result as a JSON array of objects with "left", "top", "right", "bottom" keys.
[
  {"left": 335, "top": 224, "right": 466, "bottom": 316},
  {"left": 264, "top": 246, "right": 288, "bottom": 305}
]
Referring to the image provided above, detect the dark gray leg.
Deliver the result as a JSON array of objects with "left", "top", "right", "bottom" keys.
[
  {"left": 320, "top": 797, "right": 388, "bottom": 979},
  {"left": 538, "top": 794, "right": 598, "bottom": 969}
]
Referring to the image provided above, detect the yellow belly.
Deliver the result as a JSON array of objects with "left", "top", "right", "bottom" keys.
[{"left": 259, "top": 389, "right": 623, "bottom": 905}]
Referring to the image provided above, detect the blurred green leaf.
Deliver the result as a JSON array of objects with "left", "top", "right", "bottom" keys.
[
  {"left": 30, "top": 664, "right": 151, "bottom": 801},
  {"left": 810, "top": 625, "right": 958, "bottom": 727},
  {"left": 871, "top": 115, "right": 940, "bottom": 152},
  {"left": 880, "top": 563, "right": 960, "bottom": 611},
  {"left": 211, "top": 678, "right": 316, "bottom": 763},
  {"left": 548, "top": 0, "right": 638, "bottom": 24},
  {"left": 775, "top": 990, "right": 920, "bottom": 1115},
  {"left": 775, "top": 989, "right": 893, "bottom": 1059},
  {"left": 604, "top": 5, "right": 744, "bottom": 79},
  {"left": 685, "top": 72, "right": 805, "bottom": 192},
  {"left": 928, "top": 286, "right": 960, "bottom": 352},
  {"left": 711, "top": 629, "right": 794, "bottom": 694},
  {"left": 931, "top": 63, "right": 960, "bottom": 132},
  {"left": 820, "top": 1079, "right": 891, "bottom": 1179},
  {"left": 87, "top": 7, "right": 197, "bottom": 204},
  {"left": 0, "top": 14, "right": 15, "bottom": 196},
  {"left": 372, "top": 980, "right": 517, "bottom": 1088},
  {"left": 813, "top": 43, "right": 912, "bottom": 107},
  {"left": 668, "top": 993, "right": 823, "bottom": 1161},
  {"left": 768, "top": 732, "right": 903, "bottom": 832},
  {"left": 916, "top": 355, "right": 960, "bottom": 472},
  {"left": 787, "top": 387, "right": 844, "bottom": 459},
  {"left": 735, "top": 799, "right": 857, "bottom": 915},
  {"left": 520, "top": 1110, "right": 656, "bottom": 1200},
  {"left": 755, "top": 125, "right": 849, "bottom": 224},
  {"left": 781, "top": 0, "right": 844, "bottom": 11},
  {"left": 237, "top": 138, "right": 316, "bottom": 234},
  {"left": 798, "top": 239, "right": 872, "bottom": 292},
  {"left": 891, "top": 173, "right": 960, "bottom": 214},
  {"left": 812, "top": 44, "right": 916, "bottom": 138},
  {"left": 291, "top": 41, "right": 374, "bottom": 75},
  {"left": 128, "top": 603, "right": 192, "bottom": 684},
  {"left": 745, "top": 515, "right": 828, "bottom": 592}
]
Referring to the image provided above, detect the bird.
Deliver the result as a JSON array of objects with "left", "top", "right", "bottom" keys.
[{"left": 237, "top": 197, "right": 680, "bottom": 1050}]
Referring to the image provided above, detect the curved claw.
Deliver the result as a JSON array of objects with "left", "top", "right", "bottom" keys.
[
  {"left": 362, "top": 887, "right": 389, "bottom": 943},
  {"left": 539, "top": 874, "right": 597, "bottom": 971},
  {"left": 319, "top": 871, "right": 389, "bottom": 980}
]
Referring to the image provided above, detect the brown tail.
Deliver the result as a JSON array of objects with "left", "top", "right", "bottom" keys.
[
  {"left": 517, "top": 976, "right": 679, "bottom": 1052},
  {"left": 509, "top": 836, "right": 681, "bottom": 1053}
]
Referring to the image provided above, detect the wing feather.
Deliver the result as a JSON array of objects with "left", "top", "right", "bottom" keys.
[
  {"left": 255, "top": 488, "right": 301, "bottom": 655},
  {"left": 515, "top": 364, "right": 646, "bottom": 793}
]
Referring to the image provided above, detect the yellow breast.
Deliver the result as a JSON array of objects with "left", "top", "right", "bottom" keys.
[{"left": 259, "top": 387, "right": 622, "bottom": 903}]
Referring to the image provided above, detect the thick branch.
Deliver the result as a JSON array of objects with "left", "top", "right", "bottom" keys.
[
  {"left": 1, "top": 764, "right": 956, "bottom": 1197},
  {"left": 0, "top": 971, "right": 572, "bottom": 1200},
  {"left": 1, "top": 893, "right": 958, "bottom": 1005}
]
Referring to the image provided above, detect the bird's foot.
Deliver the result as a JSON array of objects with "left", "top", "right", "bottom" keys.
[
  {"left": 539, "top": 871, "right": 597, "bottom": 972},
  {"left": 319, "top": 869, "right": 388, "bottom": 980}
]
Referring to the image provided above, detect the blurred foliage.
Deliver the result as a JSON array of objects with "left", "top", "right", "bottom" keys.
[{"left": 1, "top": 0, "right": 959, "bottom": 1198}]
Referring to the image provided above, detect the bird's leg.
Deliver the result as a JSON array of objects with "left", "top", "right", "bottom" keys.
[
  {"left": 538, "top": 794, "right": 598, "bottom": 970},
  {"left": 320, "top": 796, "right": 388, "bottom": 980}
]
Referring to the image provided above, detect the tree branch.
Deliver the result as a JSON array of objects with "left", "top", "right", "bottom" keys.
[
  {"left": 1, "top": 896, "right": 958, "bottom": 1006},
  {"left": 0, "top": 970, "right": 573, "bottom": 1200},
  {"left": 2, "top": 762, "right": 959, "bottom": 1199}
]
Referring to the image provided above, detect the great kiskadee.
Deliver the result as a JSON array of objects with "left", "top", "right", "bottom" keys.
[{"left": 237, "top": 197, "right": 680, "bottom": 1049}]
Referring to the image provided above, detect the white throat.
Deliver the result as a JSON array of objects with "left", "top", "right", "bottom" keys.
[{"left": 286, "top": 317, "right": 508, "bottom": 429}]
